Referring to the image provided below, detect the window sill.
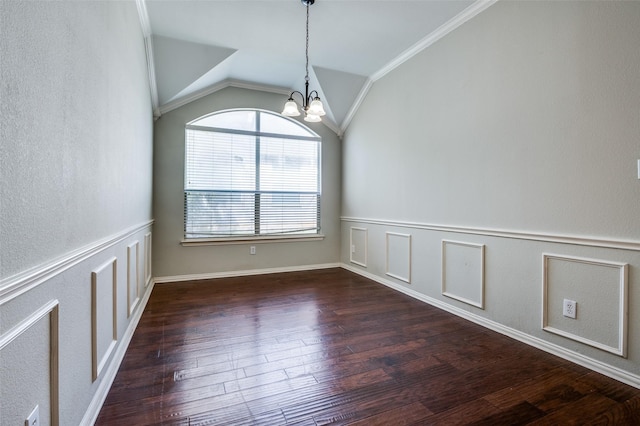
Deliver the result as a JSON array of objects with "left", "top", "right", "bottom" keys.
[{"left": 181, "top": 234, "right": 325, "bottom": 247}]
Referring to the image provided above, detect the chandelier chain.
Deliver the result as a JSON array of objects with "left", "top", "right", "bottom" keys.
[
  {"left": 305, "top": 3, "right": 310, "bottom": 82},
  {"left": 281, "top": 0, "right": 325, "bottom": 122}
]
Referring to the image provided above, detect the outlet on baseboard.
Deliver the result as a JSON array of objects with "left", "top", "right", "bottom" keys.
[{"left": 563, "top": 299, "right": 577, "bottom": 319}]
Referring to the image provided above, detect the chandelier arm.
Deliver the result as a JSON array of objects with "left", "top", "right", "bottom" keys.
[
  {"left": 282, "top": 0, "right": 323, "bottom": 121},
  {"left": 288, "top": 90, "right": 305, "bottom": 103}
]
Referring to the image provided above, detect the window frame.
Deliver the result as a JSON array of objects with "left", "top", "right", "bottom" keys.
[{"left": 182, "top": 109, "right": 324, "bottom": 246}]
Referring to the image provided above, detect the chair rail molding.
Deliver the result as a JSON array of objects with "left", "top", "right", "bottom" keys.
[
  {"left": 341, "top": 217, "right": 640, "bottom": 252},
  {"left": 0, "top": 220, "right": 154, "bottom": 306}
]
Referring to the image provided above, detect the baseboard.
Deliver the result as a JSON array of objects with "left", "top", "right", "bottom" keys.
[
  {"left": 340, "top": 263, "right": 640, "bottom": 389},
  {"left": 80, "top": 279, "right": 156, "bottom": 426},
  {"left": 154, "top": 263, "right": 342, "bottom": 284},
  {"left": 83, "top": 260, "right": 639, "bottom": 425},
  {"left": 84, "top": 263, "right": 340, "bottom": 422}
]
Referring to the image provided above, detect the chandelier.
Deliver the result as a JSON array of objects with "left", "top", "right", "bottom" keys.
[{"left": 281, "top": 0, "right": 326, "bottom": 122}]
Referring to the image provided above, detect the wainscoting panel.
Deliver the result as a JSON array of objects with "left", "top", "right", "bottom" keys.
[
  {"left": 127, "top": 241, "right": 140, "bottom": 318},
  {"left": 340, "top": 217, "right": 640, "bottom": 389},
  {"left": 91, "top": 258, "right": 118, "bottom": 381},
  {"left": 386, "top": 232, "right": 411, "bottom": 283},
  {"left": 0, "top": 300, "right": 59, "bottom": 426},
  {"left": 442, "top": 240, "right": 485, "bottom": 308},
  {"left": 542, "top": 254, "right": 628, "bottom": 357},
  {"left": 0, "top": 221, "right": 153, "bottom": 425},
  {"left": 350, "top": 227, "right": 368, "bottom": 267},
  {"left": 144, "top": 232, "right": 152, "bottom": 287}
]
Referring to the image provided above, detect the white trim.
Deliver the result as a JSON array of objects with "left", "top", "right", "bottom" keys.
[
  {"left": 0, "top": 299, "right": 59, "bottom": 349},
  {"left": 135, "top": 0, "right": 160, "bottom": 118},
  {"left": 159, "top": 79, "right": 342, "bottom": 136},
  {"left": 349, "top": 227, "right": 368, "bottom": 268},
  {"left": 340, "top": 78, "right": 373, "bottom": 134},
  {"left": 0, "top": 220, "right": 154, "bottom": 306},
  {"left": 542, "top": 253, "right": 629, "bottom": 357},
  {"left": 341, "top": 216, "right": 640, "bottom": 252},
  {"left": 181, "top": 234, "right": 325, "bottom": 247},
  {"left": 91, "top": 258, "right": 118, "bottom": 381},
  {"left": 318, "top": 115, "right": 342, "bottom": 137},
  {"left": 340, "top": 0, "right": 497, "bottom": 134},
  {"left": 80, "top": 280, "right": 155, "bottom": 426},
  {"left": 441, "top": 240, "right": 485, "bottom": 309},
  {"left": 127, "top": 241, "right": 141, "bottom": 318},
  {"left": 154, "top": 263, "right": 341, "bottom": 284},
  {"left": 371, "top": 0, "right": 498, "bottom": 82},
  {"left": 0, "top": 300, "right": 60, "bottom": 426},
  {"left": 187, "top": 107, "right": 322, "bottom": 138},
  {"left": 340, "top": 263, "right": 640, "bottom": 389},
  {"left": 159, "top": 79, "right": 290, "bottom": 116},
  {"left": 134, "top": 0, "right": 151, "bottom": 45},
  {"left": 136, "top": 0, "right": 495, "bottom": 131},
  {"left": 385, "top": 232, "right": 412, "bottom": 283},
  {"left": 144, "top": 232, "right": 152, "bottom": 287}
]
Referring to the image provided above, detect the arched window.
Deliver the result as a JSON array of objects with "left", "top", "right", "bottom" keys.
[{"left": 184, "top": 109, "right": 321, "bottom": 240}]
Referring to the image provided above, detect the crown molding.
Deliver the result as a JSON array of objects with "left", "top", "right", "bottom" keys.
[
  {"left": 135, "top": 0, "right": 160, "bottom": 118},
  {"left": 320, "top": 115, "right": 342, "bottom": 137},
  {"left": 137, "top": 0, "right": 496, "bottom": 132},
  {"left": 158, "top": 79, "right": 289, "bottom": 115},
  {"left": 134, "top": 0, "right": 151, "bottom": 39},
  {"left": 340, "top": 77, "right": 373, "bottom": 134},
  {"left": 340, "top": 0, "right": 498, "bottom": 135},
  {"left": 158, "top": 79, "right": 343, "bottom": 136},
  {"left": 371, "top": 0, "right": 498, "bottom": 82}
]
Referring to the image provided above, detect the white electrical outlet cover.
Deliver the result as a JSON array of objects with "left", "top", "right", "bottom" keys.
[
  {"left": 26, "top": 405, "right": 39, "bottom": 426},
  {"left": 563, "top": 299, "right": 577, "bottom": 319}
]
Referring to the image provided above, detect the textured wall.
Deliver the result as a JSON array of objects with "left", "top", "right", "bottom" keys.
[
  {"left": 342, "top": 1, "right": 640, "bottom": 384},
  {"left": 0, "top": 1, "right": 153, "bottom": 424},
  {"left": 343, "top": 0, "right": 640, "bottom": 240},
  {"left": 153, "top": 86, "right": 341, "bottom": 278},
  {"left": 0, "top": 0, "right": 153, "bottom": 279}
]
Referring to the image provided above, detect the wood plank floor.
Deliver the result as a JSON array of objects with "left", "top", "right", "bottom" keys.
[{"left": 96, "top": 268, "right": 640, "bottom": 425}]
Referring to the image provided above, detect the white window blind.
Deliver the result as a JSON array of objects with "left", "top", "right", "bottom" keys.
[{"left": 184, "top": 110, "right": 321, "bottom": 239}]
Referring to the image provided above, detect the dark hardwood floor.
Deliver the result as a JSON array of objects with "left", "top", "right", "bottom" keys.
[{"left": 96, "top": 268, "right": 640, "bottom": 425}]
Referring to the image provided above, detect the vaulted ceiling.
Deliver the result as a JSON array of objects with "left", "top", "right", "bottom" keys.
[{"left": 137, "top": 0, "right": 494, "bottom": 134}]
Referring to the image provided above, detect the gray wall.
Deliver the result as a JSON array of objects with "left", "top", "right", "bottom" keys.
[
  {"left": 152, "top": 87, "right": 342, "bottom": 279},
  {"left": 342, "top": 1, "right": 640, "bottom": 382},
  {"left": 1, "top": 1, "right": 153, "bottom": 424}
]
